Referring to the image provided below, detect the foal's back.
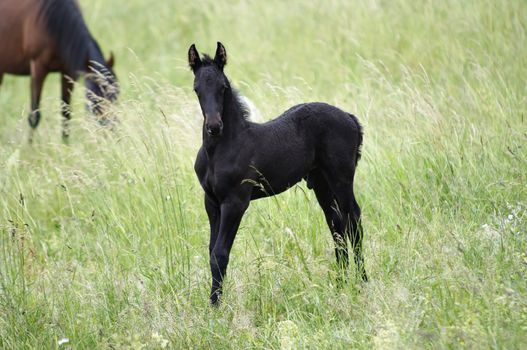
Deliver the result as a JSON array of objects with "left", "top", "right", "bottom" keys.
[
  {"left": 241, "top": 102, "right": 362, "bottom": 196},
  {"left": 250, "top": 102, "right": 362, "bottom": 162}
]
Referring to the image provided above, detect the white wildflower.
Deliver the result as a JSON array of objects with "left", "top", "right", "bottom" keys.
[
  {"left": 277, "top": 320, "right": 299, "bottom": 350},
  {"left": 152, "top": 332, "right": 169, "bottom": 349}
]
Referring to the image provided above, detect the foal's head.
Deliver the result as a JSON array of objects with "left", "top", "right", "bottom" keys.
[{"left": 188, "top": 42, "right": 229, "bottom": 137}]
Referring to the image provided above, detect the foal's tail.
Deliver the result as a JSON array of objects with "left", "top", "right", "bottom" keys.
[{"left": 348, "top": 113, "right": 363, "bottom": 166}]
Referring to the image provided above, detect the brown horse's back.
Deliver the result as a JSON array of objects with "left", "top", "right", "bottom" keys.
[{"left": 0, "top": 0, "right": 58, "bottom": 76}]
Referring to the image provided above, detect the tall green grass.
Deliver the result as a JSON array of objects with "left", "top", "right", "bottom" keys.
[{"left": 1, "top": 0, "right": 526, "bottom": 348}]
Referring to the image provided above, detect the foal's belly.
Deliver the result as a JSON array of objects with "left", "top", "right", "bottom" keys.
[
  {"left": 250, "top": 158, "right": 312, "bottom": 199},
  {"left": 250, "top": 174, "right": 305, "bottom": 200}
]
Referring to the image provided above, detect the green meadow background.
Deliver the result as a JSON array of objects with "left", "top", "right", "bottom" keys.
[{"left": 1, "top": 0, "right": 526, "bottom": 348}]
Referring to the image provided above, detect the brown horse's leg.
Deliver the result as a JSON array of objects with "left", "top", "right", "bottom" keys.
[
  {"left": 61, "top": 74, "right": 74, "bottom": 140},
  {"left": 28, "top": 60, "right": 48, "bottom": 141}
]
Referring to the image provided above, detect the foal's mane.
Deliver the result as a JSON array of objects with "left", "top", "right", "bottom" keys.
[
  {"left": 230, "top": 88, "right": 251, "bottom": 121},
  {"left": 200, "top": 54, "right": 216, "bottom": 66},
  {"left": 38, "top": 0, "right": 103, "bottom": 76}
]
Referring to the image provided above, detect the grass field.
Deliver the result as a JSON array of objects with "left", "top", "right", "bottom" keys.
[{"left": 1, "top": 0, "right": 526, "bottom": 348}]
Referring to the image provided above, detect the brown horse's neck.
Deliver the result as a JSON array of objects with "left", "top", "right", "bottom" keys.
[
  {"left": 85, "top": 39, "right": 106, "bottom": 70},
  {"left": 37, "top": 0, "right": 107, "bottom": 77},
  {"left": 63, "top": 38, "right": 101, "bottom": 79}
]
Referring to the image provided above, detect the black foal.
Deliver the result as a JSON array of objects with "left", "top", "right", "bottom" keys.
[{"left": 189, "top": 42, "right": 367, "bottom": 305}]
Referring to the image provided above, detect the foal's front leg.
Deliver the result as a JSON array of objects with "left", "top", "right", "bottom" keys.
[
  {"left": 205, "top": 194, "right": 220, "bottom": 257},
  {"left": 209, "top": 196, "right": 250, "bottom": 305}
]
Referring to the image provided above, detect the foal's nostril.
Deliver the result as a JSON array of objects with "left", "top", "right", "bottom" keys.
[
  {"left": 207, "top": 127, "right": 220, "bottom": 136},
  {"left": 206, "top": 122, "right": 223, "bottom": 136}
]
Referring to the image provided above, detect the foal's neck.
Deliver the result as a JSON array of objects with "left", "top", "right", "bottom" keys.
[
  {"left": 204, "top": 84, "right": 248, "bottom": 148},
  {"left": 223, "top": 86, "right": 248, "bottom": 134}
]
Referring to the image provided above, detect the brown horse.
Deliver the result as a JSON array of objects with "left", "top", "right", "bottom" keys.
[{"left": 0, "top": 0, "right": 119, "bottom": 140}]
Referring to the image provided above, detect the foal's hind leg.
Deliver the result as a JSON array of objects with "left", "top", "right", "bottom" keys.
[
  {"left": 329, "top": 181, "right": 368, "bottom": 282},
  {"left": 350, "top": 194, "right": 368, "bottom": 281},
  {"left": 310, "top": 171, "right": 349, "bottom": 271}
]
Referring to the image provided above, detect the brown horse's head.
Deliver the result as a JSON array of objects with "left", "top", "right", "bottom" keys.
[{"left": 85, "top": 53, "right": 119, "bottom": 119}]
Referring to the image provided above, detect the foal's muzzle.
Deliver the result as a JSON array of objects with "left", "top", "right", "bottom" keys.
[
  {"left": 205, "top": 113, "right": 223, "bottom": 136},
  {"left": 206, "top": 122, "right": 223, "bottom": 136}
]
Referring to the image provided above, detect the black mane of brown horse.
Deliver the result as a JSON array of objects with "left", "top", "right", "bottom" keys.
[{"left": 38, "top": 0, "right": 106, "bottom": 79}]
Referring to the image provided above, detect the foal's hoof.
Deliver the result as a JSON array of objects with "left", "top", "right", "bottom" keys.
[
  {"left": 209, "top": 291, "right": 221, "bottom": 307},
  {"left": 28, "top": 129, "right": 36, "bottom": 144},
  {"left": 336, "top": 275, "right": 349, "bottom": 288},
  {"left": 360, "top": 270, "right": 368, "bottom": 282}
]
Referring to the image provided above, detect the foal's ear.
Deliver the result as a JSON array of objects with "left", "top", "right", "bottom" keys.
[
  {"left": 214, "top": 42, "right": 227, "bottom": 69},
  {"left": 188, "top": 44, "right": 202, "bottom": 72}
]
